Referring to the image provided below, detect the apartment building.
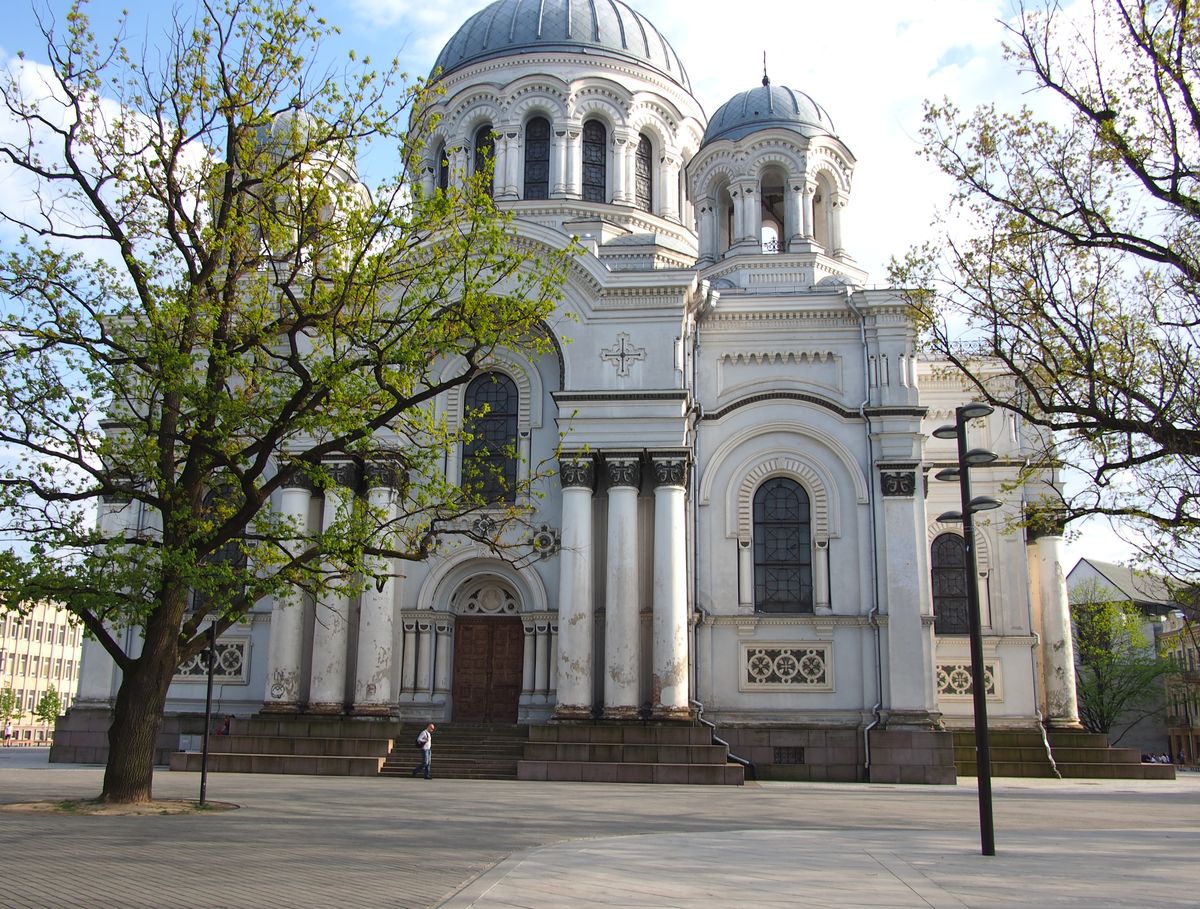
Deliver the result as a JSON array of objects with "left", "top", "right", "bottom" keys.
[{"left": 1, "top": 602, "right": 83, "bottom": 743}]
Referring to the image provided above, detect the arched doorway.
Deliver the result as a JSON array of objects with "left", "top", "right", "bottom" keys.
[{"left": 450, "top": 580, "right": 524, "bottom": 723}]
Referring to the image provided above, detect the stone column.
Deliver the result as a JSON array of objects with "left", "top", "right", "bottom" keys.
[
  {"left": 659, "top": 152, "right": 680, "bottom": 221},
  {"left": 400, "top": 617, "right": 418, "bottom": 701},
  {"left": 503, "top": 130, "right": 521, "bottom": 199},
  {"left": 434, "top": 619, "right": 452, "bottom": 703},
  {"left": 651, "top": 456, "right": 690, "bottom": 719},
  {"left": 548, "top": 622, "right": 558, "bottom": 698},
  {"left": 786, "top": 180, "right": 805, "bottom": 250},
  {"left": 263, "top": 474, "right": 313, "bottom": 712},
  {"left": 449, "top": 145, "right": 468, "bottom": 190},
  {"left": 1036, "top": 527, "right": 1082, "bottom": 727},
  {"left": 565, "top": 127, "right": 581, "bottom": 198},
  {"left": 697, "top": 197, "right": 718, "bottom": 265},
  {"left": 534, "top": 620, "right": 550, "bottom": 704},
  {"left": 521, "top": 620, "right": 537, "bottom": 705},
  {"left": 415, "top": 618, "right": 433, "bottom": 701},
  {"left": 308, "top": 463, "right": 356, "bottom": 714},
  {"left": 75, "top": 493, "right": 136, "bottom": 708},
  {"left": 553, "top": 126, "right": 569, "bottom": 197},
  {"left": 553, "top": 457, "right": 596, "bottom": 719},
  {"left": 802, "top": 180, "right": 816, "bottom": 239},
  {"left": 603, "top": 455, "right": 641, "bottom": 719},
  {"left": 352, "top": 466, "right": 400, "bottom": 716},
  {"left": 831, "top": 195, "right": 846, "bottom": 256},
  {"left": 878, "top": 464, "right": 938, "bottom": 725},
  {"left": 813, "top": 538, "right": 832, "bottom": 615},
  {"left": 612, "top": 132, "right": 630, "bottom": 205},
  {"left": 737, "top": 539, "right": 754, "bottom": 610}
]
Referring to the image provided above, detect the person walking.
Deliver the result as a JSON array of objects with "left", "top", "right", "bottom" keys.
[
  {"left": 2, "top": 720, "right": 12, "bottom": 746},
  {"left": 411, "top": 723, "right": 435, "bottom": 779}
]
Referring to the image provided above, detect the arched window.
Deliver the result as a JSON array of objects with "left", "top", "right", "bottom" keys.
[
  {"left": 582, "top": 120, "right": 607, "bottom": 203},
  {"left": 760, "top": 166, "right": 786, "bottom": 253},
  {"left": 524, "top": 116, "right": 551, "bottom": 200},
  {"left": 473, "top": 125, "right": 495, "bottom": 196},
  {"left": 931, "top": 533, "right": 970, "bottom": 634},
  {"left": 635, "top": 134, "right": 653, "bottom": 211},
  {"left": 436, "top": 142, "right": 449, "bottom": 192},
  {"left": 753, "top": 478, "right": 813, "bottom": 613},
  {"left": 463, "top": 372, "right": 518, "bottom": 503}
]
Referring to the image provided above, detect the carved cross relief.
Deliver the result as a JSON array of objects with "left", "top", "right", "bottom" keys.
[{"left": 600, "top": 332, "right": 646, "bottom": 377}]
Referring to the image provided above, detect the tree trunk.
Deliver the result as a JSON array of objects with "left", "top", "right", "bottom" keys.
[{"left": 99, "top": 604, "right": 184, "bottom": 803}]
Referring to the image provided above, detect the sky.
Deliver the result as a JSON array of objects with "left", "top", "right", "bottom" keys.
[{"left": 0, "top": 0, "right": 1139, "bottom": 567}]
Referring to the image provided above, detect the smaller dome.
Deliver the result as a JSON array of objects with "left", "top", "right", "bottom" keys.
[{"left": 702, "top": 84, "right": 836, "bottom": 146}]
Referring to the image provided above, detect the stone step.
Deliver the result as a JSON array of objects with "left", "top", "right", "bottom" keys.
[
  {"left": 197, "top": 735, "right": 392, "bottom": 758},
  {"left": 530, "top": 724, "right": 713, "bottom": 746},
  {"left": 518, "top": 759, "right": 744, "bottom": 785},
  {"left": 953, "top": 729, "right": 1175, "bottom": 780},
  {"left": 524, "top": 741, "right": 730, "bottom": 765},
  {"left": 168, "top": 751, "right": 384, "bottom": 776}
]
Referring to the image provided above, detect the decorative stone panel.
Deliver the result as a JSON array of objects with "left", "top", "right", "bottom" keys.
[
  {"left": 936, "top": 662, "right": 1000, "bottom": 699},
  {"left": 175, "top": 637, "right": 250, "bottom": 685},
  {"left": 740, "top": 642, "right": 833, "bottom": 692}
]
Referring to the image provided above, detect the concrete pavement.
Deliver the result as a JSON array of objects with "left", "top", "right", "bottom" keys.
[{"left": 1, "top": 746, "right": 1196, "bottom": 908}]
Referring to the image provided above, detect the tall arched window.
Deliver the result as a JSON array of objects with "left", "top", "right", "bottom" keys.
[
  {"left": 524, "top": 116, "right": 551, "bottom": 200},
  {"left": 435, "top": 142, "right": 449, "bottom": 192},
  {"left": 473, "top": 125, "right": 495, "bottom": 196},
  {"left": 931, "top": 533, "right": 970, "bottom": 634},
  {"left": 190, "top": 488, "right": 247, "bottom": 615},
  {"left": 582, "top": 120, "right": 607, "bottom": 203},
  {"left": 635, "top": 134, "right": 653, "bottom": 211},
  {"left": 463, "top": 372, "right": 518, "bottom": 503},
  {"left": 753, "top": 478, "right": 813, "bottom": 613},
  {"left": 760, "top": 166, "right": 786, "bottom": 253}
]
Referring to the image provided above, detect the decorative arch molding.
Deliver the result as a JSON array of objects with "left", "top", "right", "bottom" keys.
[
  {"left": 417, "top": 551, "right": 550, "bottom": 616},
  {"left": 508, "top": 93, "right": 570, "bottom": 126},
  {"left": 699, "top": 415, "right": 870, "bottom": 510},
  {"left": 438, "top": 348, "right": 542, "bottom": 431},
  {"left": 730, "top": 454, "right": 836, "bottom": 542},
  {"left": 448, "top": 98, "right": 506, "bottom": 138},
  {"left": 926, "top": 521, "right": 992, "bottom": 573},
  {"left": 571, "top": 96, "right": 627, "bottom": 131}
]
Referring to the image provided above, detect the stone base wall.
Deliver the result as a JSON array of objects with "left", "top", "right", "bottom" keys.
[
  {"left": 49, "top": 708, "right": 209, "bottom": 767},
  {"left": 716, "top": 725, "right": 956, "bottom": 785}
]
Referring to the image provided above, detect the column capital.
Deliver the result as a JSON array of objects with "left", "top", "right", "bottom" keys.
[
  {"left": 364, "top": 460, "right": 404, "bottom": 490},
  {"left": 280, "top": 466, "right": 317, "bottom": 492},
  {"left": 878, "top": 462, "right": 919, "bottom": 498},
  {"left": 650, "top": 455, "right": 690, "bottom": 489},
  {"left": 604, "top": 455, "right": 642, "bottom": 489},
  {"left": 559, "top": 455, "right": 596, "bottom": 490},
  {"left": 322, "top": 461, "right": 358, "bottom": 490}
]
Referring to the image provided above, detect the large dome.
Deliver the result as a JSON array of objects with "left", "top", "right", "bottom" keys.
[
  {"left": 702, "top": 83, "right": 836, "bottom": 146},
  {"left": 432, "top": 0, "right": 691, "bottom": 92}
]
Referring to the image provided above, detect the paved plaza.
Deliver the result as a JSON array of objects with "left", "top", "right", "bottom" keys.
[{"left": 0, "top": 747, "right": 1196, "bottom": 908}]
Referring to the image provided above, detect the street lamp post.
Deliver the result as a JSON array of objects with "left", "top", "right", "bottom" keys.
[{"left": 933, "top": 402, "right": 1001, "bottom": 857}]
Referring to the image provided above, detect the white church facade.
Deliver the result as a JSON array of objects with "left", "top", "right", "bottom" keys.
[{"left": 63, "top": 0, "right": 1080, "bottom": 783}]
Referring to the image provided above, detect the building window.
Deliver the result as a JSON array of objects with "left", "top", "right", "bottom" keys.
[
  {"left": 635, "top": 134, "right": 653, "bottom": 211},
  {"left": 753, "top": 478, "right": 813, "bottom": 613},
  {"left": 462, "top": 372, "right": 519, "bottom": 503},
  {"left": 582, "top": 120, "right": 607, "bottom": 203},
  {"left": 34, "top": 622, "right": 42, "bottom": 642},
  {"left": 524, "top": 116, "right": 551, "bottom": 200},
  {"left": 189, "top": 489, "right": 248, "bottom": 617},
  {"left": 57, "top": 624, "right": 65, "bottom": 645},
  {"left": 931, "top": 532, "right": 970, "bottom": 634},
  {"left": 435, "top": 142, "right": 449, "bottom": 191},
  {"left": 473, "top": 125, "right": 494, "bottom": 195}
]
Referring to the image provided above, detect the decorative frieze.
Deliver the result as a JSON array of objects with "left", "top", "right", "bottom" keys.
[
  {"left": 740, "top": 643, "right": 833, "bottom": 691},
  {"left": 936, "top": 662, "right": 999, "bottom": 699}
]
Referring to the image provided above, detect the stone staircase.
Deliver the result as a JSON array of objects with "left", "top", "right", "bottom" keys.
[
  {"left": 379, "top": 723, "right": 529, "bottom": 780},
  {"left": 517, "top": 723, "right": 744, "bottom": 785},
  {"left": 168, "top": 716, "right": 399, "bottom": 776},
  {"left": 953, "top": 729, "right": 1176, "bottom": 780}
]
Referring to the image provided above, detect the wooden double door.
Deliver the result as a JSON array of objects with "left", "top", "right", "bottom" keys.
[{"left": 451, "top": 615, "right": 523, "bottom": 723}]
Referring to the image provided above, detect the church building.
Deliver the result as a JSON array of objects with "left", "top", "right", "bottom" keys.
[{"left": 63, "top": 0, "right": 1081, "bottom": 783}]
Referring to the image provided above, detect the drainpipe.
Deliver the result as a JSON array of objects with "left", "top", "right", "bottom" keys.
[
  {"left": 845, "top": 286, "right": 884, "bottom": 780},
  {"left": 688, "top": 281, "right": 715, "bottom": 712}
]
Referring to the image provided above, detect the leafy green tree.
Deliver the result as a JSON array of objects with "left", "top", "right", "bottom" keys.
[
  {"left": 0, "top": 686, "right": 19, "bottom": 723},
  {"left": 891, "top": 0, "right": 1200, "bottom": 581},
  {"left": 35, "top": 686, "right": 62, "bottom": 727},
  {"left": 0, "top": 1, "right": 571, "bottom": 802},
  {"left": 1070, "top": 581, "right": 1176, "bottom": 741}
]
